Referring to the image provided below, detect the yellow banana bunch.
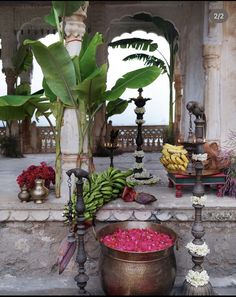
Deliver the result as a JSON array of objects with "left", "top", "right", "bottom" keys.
[{"left": 160, "top": 143, "right": 189, "bottom": 172}]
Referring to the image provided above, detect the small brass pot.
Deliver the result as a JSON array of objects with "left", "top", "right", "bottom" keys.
[
  {"left": 30, "top": 179, "right": 49, "bottom": 204},
  {"left": 97, "top": 221, "right": 177, "bottom": 296},
  {"left": 18, "top": 184, "right": 31, "bottom": 203}
]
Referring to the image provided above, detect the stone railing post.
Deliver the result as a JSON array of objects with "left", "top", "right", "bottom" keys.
[{"left": 60, "top": 2, "right": 89, "bottom": 202}]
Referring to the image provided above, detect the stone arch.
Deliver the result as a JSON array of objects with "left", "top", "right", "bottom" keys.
[
  {"left": 105, "top": 12, "right": 180, "bottom": 46},
  {"left": 16, "top": 16, "right": 56, "bottom": 47},
  {"left": 104, "top": 12, "right": 182, "bottom": 142},
  {"left": 15, "top": 17, "right": 56, "bottom": 85}
]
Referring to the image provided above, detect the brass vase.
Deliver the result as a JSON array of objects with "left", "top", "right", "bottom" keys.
[
  {"left": 18, "top": 184, "right": 31, "bottom": 203},
  {"left": 30, "top": 179, "right": 49, "bottom": 204}
]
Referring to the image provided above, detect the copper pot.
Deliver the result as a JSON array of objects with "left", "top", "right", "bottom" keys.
[{"left": 96, "top": 221, "right": 177, "bottom": 296}]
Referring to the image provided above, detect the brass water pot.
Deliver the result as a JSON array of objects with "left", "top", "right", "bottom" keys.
[
  {"left": 30, "top": 179, "right": 49, "bottom": 204},
  {"left": 97, "top": 221, "right": 177, "bottom": 296}
]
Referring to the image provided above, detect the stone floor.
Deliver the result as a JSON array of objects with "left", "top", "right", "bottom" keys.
[{"left": 1, "top": 152, "right": 236, "bottom": 295}]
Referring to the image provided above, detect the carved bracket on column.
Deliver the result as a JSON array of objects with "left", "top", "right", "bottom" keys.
[
  {"left": 203, "top": 44, "right": 221, "bottom": 70},
  {"left": 64, "top": 2, "right": 89, "bottom": 43}
]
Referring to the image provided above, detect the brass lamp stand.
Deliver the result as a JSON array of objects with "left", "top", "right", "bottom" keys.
[
  {"left": 66, "top": 168, "right": 91, "bottom": 295},
  {"left": 127, "top": 88, "right": 159, "bottom": 185},
  {"left": 181, "top": 102, "right": 214, "bottom": 295}
]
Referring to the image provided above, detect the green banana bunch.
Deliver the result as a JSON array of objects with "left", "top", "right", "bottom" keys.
[{"left": 63, "top": 167, "right": 135, "bottom": 225}]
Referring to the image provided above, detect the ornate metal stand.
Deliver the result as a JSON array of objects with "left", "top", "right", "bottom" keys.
[
  {"left": 104, "top": 142, "right": 119, "bottom": 167},
  {"left": 179, "top": 105, "right": 197, "bottom": 175},
  {"left": 181, "top": 102, "right": 214, "bottom": 295},
  {"left": 127, "top": 88, "right": 159, "bottom": 185},
  {"left": 66, "top": 168, "right": 91, "bottom": 295}
]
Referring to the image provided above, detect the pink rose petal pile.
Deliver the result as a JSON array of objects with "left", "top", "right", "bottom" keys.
[{"left": 100, "top": 228, "right": 174, "bottom": 252}]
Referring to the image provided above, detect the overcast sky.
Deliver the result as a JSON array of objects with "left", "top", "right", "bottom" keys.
[{"left": 0, "top": 30, "right": 170, "bottom": 126}]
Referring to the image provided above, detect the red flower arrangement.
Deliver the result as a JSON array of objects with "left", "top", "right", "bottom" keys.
[
  {"left": 16, "top": 162, "right": 55, "bottom": 190},
  {"left": 100, "top": 228, "right": 174, "bottom": 252}
]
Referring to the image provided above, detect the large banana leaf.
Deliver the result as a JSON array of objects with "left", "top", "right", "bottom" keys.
[
  {"left": 0, "top": 107, "right": 30, "bottom": 120},
  {"left": 24, "top": 40, "right": 77, "bottom": 106},
  {"left": 0, "top": 93, "right": 50, "bottom": 120},
  {"left": 15, "top": 82, "right": 31, "bottom": 96},
  {"left": 79, "top": 32, "right": 103, "bottom": 81},
  {"left": 109, "top": 38, "right": 158, "bottom": 52},
  {"left": 106, "top": 99, "right": 129, "bottom": 119},
  {"left": 12, "top": 44, "right": 33, "bottom": 76},
  {"left": 44, "top": 1, "right": 85, "bottom": 27},
  {"left": 0, "top": 95, "right": 39, "bottom": 107},
  {"left": 73, "top": 64, "right": 107, "bottom": 115},
  {"left": 43, "top": 79, "right": 57, "bottom": 103},
  {"left": 78, "top": 33, "right": 91, "bottom": 61},
  {"left": 105, "top": 66, "right": 161, "bottom": 101}
]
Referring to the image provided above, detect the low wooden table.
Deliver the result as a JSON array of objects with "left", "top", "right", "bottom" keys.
[{"left": 167, "top": 172, "right": 226, "bottom": 198}]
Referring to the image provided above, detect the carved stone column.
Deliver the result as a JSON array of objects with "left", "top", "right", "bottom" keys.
[
  {"left": 203, "top": 44, "right": 221, "bottom": 143},
  {"left": 1, "top": 27, "right": 20, "bottom": 140},
  {"left": 174, "top": 74, "right": 183, "bottom": 141},
  {"left": 202, "top": 1, "right": 223, "bottom": 143},
  {"left": 60, "top": 2, "right": 89, "bottom": 202},
  {"left": 3, "top": 68, "right": 16, "bottom": 96}
]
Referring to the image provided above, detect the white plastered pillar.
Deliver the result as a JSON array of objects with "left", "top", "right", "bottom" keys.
[{"left": 60, "top": 2, "right": 89, "bottom": 202}]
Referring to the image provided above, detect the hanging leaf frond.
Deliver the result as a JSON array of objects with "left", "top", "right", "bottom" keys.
[
  {"left": 109, "top": 38, "right": 158, "bottom": 52},
  {"left": 123, "top": 54, "right": 167, "bottom": 74}
]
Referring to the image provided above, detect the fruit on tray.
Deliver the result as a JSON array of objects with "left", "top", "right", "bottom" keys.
[{"left": 160, "top": 143, "right": 189, "bottom": 172}]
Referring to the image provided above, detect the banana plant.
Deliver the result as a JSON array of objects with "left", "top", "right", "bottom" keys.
[
  {"left": 24, "top": 31, "right": 162, "bottom": 192},
  {"left": 0, "top": 88, "right": 53, "bottom": 156},
  {"left": 108, "top": 13, "right": 179, "bottom": 143},
  {"left": 23, "top": 0, "right": 162, "bottom": 198},
  {"left": 3, "top": 43, "right": 33, "bottom": 143}
]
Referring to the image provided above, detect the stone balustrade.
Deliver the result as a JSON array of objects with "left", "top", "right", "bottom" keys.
[
  {"left": 113, "top": 125, "right": 167, "bottom": 152},
  {"left": 0, "top": 124, "right": 167, "bottom": 154}
]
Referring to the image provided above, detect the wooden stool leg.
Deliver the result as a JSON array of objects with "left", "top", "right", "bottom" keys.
[
  {"left": 168, "top": 178, "right": 174, "bottom": 188},
  {"left": 216, "top": 184, "right": 223, "bottom": 197},
  {"left": 176, "top": 185, "right": 182, "bottom": 198}
]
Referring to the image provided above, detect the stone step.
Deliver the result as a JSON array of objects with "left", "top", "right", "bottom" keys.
[{"left": 0, "top": 275, "right": 235, "bottom": 296}]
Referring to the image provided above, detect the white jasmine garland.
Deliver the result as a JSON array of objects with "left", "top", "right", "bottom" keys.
[
  {"left": 192, "top": 153, "right": 208, "bottom": 162},
  {"left": 185, "top": 270, "right": 209, "bottom": 287},
  {"left": 134, "top": 107, "right": 145, "bottom": 114},
  {"left": 186, "top": 242, "right": 210, "bottom": 257},
  {"left": 191, "top": 195, "right": 207, "bottom": 206},
  {"left": 133, "top": 150, "right": 144, "bottom": 158},
  {"left": 135, "top": 119, "right": 145, "bottom": 125},
  {"left": 126, "top": 174, "right": 159, "bottom": 185},
  {"left": 134, "top": 162, "right": 144, "bottom": 169}
]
